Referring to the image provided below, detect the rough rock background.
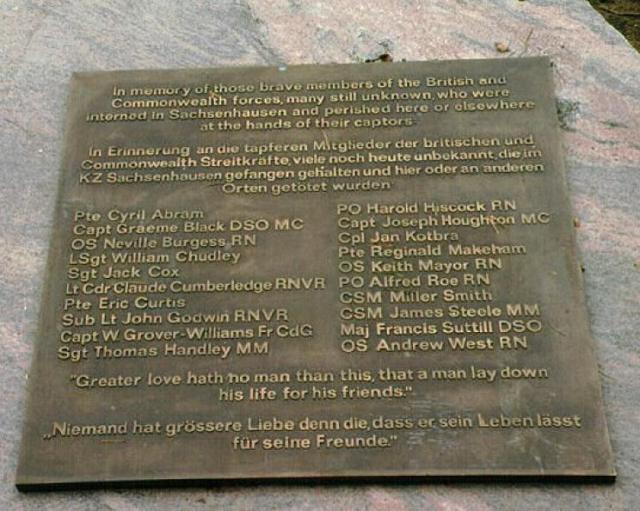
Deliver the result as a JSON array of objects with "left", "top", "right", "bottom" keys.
[{"left": 1, "top": 0, "right": 638, "bottom": 509}]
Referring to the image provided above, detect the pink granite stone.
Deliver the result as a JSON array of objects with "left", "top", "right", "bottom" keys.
[{"left": 1, "top": 0, "right": 638, "bottom": 509}]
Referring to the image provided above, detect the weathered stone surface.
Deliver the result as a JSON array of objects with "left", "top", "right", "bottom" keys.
[{"left": 1, "top": 0, "right": 637, "bottom": 509}]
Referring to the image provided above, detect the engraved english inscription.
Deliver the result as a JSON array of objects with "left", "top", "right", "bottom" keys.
[{"left": 17, "top": 58, "right": 615, "bottom": 489}]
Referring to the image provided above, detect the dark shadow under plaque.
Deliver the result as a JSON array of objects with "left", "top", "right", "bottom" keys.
[{"left": 17, "top": 57, "right": 615, "bottom": 490}]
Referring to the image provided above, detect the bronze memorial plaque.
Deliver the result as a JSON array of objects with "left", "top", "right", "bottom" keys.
[{"left": 17, "top": 57, "right": 615, "bottom": 489}]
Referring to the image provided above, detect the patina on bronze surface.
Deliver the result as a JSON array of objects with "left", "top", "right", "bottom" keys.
[{"left": 16, "top": 57, "right": 615, "bottom": 490}]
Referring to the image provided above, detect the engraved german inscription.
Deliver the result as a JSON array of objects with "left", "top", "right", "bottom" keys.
[{"left": 17, "top": 58, "right": 615, "bottom": 489}]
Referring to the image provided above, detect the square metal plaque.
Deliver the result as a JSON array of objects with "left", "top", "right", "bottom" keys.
[{"left": 17, "top": 57, "right": 615, "bottom": 489}]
